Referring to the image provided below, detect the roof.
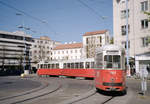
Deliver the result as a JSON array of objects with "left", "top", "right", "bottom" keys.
[
  {"left": 83, "top": 30, "right": 108, "bottom": 36},
  {"left": 96, "top": 44, "right": 124, "bottom": 53},
  {"left": 53, "top": 42, "right": 83, "bottom": 50},
  {"left": 40, "top": 36, "right": 51, "bottom": 40},
  {"left": 0, "top": 30, "right": 31, "bottom": 37}
]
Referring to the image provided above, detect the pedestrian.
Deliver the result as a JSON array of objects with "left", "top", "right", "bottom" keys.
[{"left": 139, "top": 65, "right": 148, "bottom": 95}]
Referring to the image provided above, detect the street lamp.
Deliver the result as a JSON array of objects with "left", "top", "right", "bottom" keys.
[
  {"left": 126, "top": 0, "right": 130, "bottom": 76},
  {"left": 16, "top": 13, "right": 30, "bottom": 75}
]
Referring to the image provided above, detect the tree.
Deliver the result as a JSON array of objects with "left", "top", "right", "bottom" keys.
[
  {"left": 110, "top": 37, "right": 114, "bottom": 44},
  {"left": 144, "top": 12, "right": 150, "bottom": 44},
  {"left": 144, "top": 12, "right": 150, "bottom": 22}
]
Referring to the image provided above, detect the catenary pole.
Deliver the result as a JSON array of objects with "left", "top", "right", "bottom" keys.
[{"left": 126, "top": 0, "right": 130, "bottom": 74}]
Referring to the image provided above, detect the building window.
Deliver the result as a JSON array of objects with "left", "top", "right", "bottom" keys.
[
  {"left": 121, "top": 25, "right": 130, "bottom": 35},
  {"left": 97, "top": 36, "right": 102, "bottom": 43},
  {"left": 86, "top": 38, "right": 89, "bottom": 44},
  {"left": 75, "top": 50, "right": 77, "bottom": 53},
  {"left": 142, "top": 37, "right": 149, "bottom": 47},
  {"left": 141, "top": 1, "right": 148, "bottom": 11},
  {"left": 141, "top": 19, "right": 148, "bottom": 29},
  {"left": 121, "top": 9, "right": 129, "bottom": 19},
  {"left": 34, "top": 50, "right": 37, "bottom": 53},
  {"left": 121, "top": 0, "right": 129, "bottom": 3}
]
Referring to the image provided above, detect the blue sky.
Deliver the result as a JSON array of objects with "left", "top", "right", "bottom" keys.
[{"left": 0, "top": 0, "right": 113, "bottom": 43}]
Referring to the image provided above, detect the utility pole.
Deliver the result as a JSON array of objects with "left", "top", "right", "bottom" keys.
[
  {"left": 2, "top": 45, "right": 5, "bottom": 72},
  {"left": 16, "top": 13, "right": 29, "bottom": 75},
  {"left": 126, "top": 0, "right": 130, "bottom": 76}
]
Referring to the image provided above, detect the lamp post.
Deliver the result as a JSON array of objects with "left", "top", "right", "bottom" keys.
[
  {"left": 126, "top": 0, "right": 130, "bottom": 76},
  {"left": 16, "top": 13, "right": 30, "bottom": 75}
]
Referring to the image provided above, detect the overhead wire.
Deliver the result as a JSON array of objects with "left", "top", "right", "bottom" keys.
[
  {"left": 0, "top": 1, "right": 60, "bottom": 38},
  {"left": 77, "top": 0, "right": 107, "bottom": 19}
]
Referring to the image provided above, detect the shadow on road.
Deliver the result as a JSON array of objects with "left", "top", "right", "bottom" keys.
[{"left": 96, "top": 89, "right": 127, "bottom": 97}]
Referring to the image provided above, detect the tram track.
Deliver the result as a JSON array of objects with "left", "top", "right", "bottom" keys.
[
  {"left": 61, "top": 88, "right": 116, "bottom": 104},
  {"left": 0, "top": 79, "right": 48, "bottom": 101},
  {"left": 0, "top": 77, "right": 62, "bottom": 104}
]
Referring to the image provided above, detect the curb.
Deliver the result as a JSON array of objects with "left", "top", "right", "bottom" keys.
[{"left": 58, "top": 87, "right": 96, "bottom": 104}]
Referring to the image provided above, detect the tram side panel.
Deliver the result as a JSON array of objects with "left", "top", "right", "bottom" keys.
[
  {"left": 37, "top": 69, "right": 62, "bottom": 76},
  {"left": 61, "top": 69, "right": 95, "bottom": 78}
]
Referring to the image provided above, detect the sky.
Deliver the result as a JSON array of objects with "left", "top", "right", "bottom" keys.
[{"left": 0, "top": 0, "right": 113, "bottom": 43}]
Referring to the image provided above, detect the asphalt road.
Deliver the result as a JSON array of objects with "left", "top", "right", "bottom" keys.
[
  {"left": 0, "top": 76, "right": 150, "bottom": 104},
  {"left": 0, "top": 76, "right": 41, "bottom": 98}
]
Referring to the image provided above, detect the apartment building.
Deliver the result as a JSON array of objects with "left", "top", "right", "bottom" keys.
[
  {"left": 83, "top": 30, "right": 110, "bottom": 58},
  {"left": 52, "top": 42, "right": 83, "bottom": 60},
  {"left": 113, "top": 0, "right": 150, "bottom": 57},
  {"left": 31, "top": 36, "right": 61, "bottom": 69},
  {"left": 0, "top": 31, "right": 32, "bottom": 75}
]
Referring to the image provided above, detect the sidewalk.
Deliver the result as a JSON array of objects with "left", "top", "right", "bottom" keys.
[{"left": 127, "top": 77, "right": 150, "bottom": 104}]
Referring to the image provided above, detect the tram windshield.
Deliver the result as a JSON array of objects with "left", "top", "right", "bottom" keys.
[{"left": 104, "top": 55, "right": 121, "bottom": 69}]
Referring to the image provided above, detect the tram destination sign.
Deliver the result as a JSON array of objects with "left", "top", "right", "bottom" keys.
[{"left": 106, "top": 50, "right": 119, "bottom": 55}]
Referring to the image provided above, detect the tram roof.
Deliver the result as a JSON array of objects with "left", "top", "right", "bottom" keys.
[
  {"left": 83, "top": 30, "right": 107, "bottom": 36},
  {"left": 38, "top": 58, "right": 94, "bottom": 64},
  {"left": 96, "top": 44, "right": 124, "bottom": 53}
]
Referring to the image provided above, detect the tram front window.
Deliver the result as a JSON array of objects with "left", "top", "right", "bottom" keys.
[{"left": 104, "top": 55, "right": 121, "bottom": 69}]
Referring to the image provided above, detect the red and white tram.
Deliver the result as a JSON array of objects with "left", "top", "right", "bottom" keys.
[
  {"left": 37, "top": 59, "right": 95, "bottom": 78},
  {"left": 94, "top": 45, "right": 126, "bottom": 92}
]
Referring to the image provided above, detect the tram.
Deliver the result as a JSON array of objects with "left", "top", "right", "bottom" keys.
[
  {"left": 94, "top": 45, "right": 126, "bottom": 92},
  {"left": 37, "top": 58, "right": 95, "bottom": 78}
]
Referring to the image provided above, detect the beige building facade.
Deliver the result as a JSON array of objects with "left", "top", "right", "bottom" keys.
[
  {"left": 83, "top": 30, "right": 110, "bottom": 58},
  {"left": 52, "top": 42, "right": 83, "bottom": 60},
  {"left": 31, "top": 36, "right": 61, "bottom": 69},
  {"left": 0, "top": 31, "right": 32, "bottom": 74},
  {"left": 113, "top": 0, "right": 150, "bottom": 57}
]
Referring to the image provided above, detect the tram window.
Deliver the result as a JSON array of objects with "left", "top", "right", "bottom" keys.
[
  {"left": 104, "top": 55, "right": 112, "bottom": 62},
  {"left": 48, "top": 64, "right": 50, "bottom": 68},
  {"left": 75, "top": 63, "right": 79, "bottom": 69},
  {"left": 63, "top": 63, "right": 67, "bottom": 69},
  {"left": 38, "top": 64, "right": 39, "bottom": 69},
  {"left": 44, "top": 64, "right": 46, "bottom": 68},
  {"left": 91, "top": 62, "right": 95, "bottom": 68},
  {"left": 50, "top": 64, "right": 52, "bottom": 69},
  {"left": 52, "top": 64, "right": 55, "bottom": 69},
  {"left": 67, "top": 63, "right": 70, "bottom": 69},
  {"left": 113, "top": 55, "right": 120, "bottom": 62},
  {"left": 95, "top": 53, "right": 103, "bottom": 69},
  {"left": 40, "top": 64, "right": 43, "bottom": 68},
  {"left": 86, "top": 62, "right": 90, "bottom": 68},
  {"left": 56, "top": 64, "right": 59, "bottom": 68},
  {"left": 71, "top": 63, "right": 74, "bottom": 69},
  {"left": 104, "top": 55, "right": 121, "bottom": 69},
  {"left": 80, "top": 62, "right": 84, "bottom": 68}
]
